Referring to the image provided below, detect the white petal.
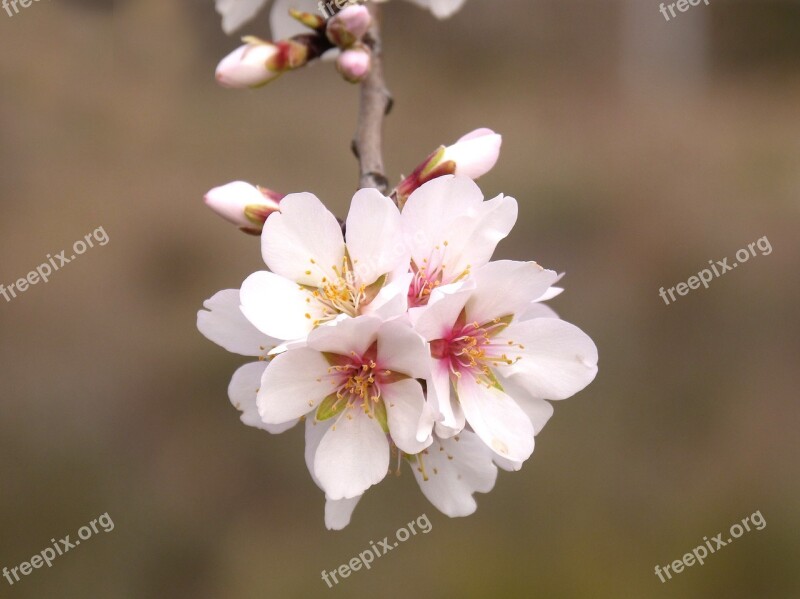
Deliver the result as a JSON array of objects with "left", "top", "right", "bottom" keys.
[
  {"left": 404, "top": 0, "right": 467, "bottom": 19},
  {"left": 520, "top": 302, "right": 560, "bottom": 320},
  {"left": 261, "top": 192, "right": 345, "bottom": 287},
  {"left": 498, "top": 318, "right": 598, "bottom": 400},
  {"left": 412, "top": 431, "right": 497, "bottom": 518},
  {"left": 492, "top": 454, "right": 523, "bottom": 472},
  {"left": 442, "top": 194, "right": 518, "bottom": 277},
  {"left": 325, "top": 496, "right": 362, "bottom": 531},
  {"left": 402, "top": 176, "right": 484, "bottom": 268},
  {"left": 314, "top": 409, "right": 390, "bottom": 500},
  {"left": 465, "top": 261, "right": 558, "bottom": 324},
  {"left": 412, "top": 285, "right": 471, "bottom": 342},
  {"left": 307, "top": 315, "right": 382, "bottom": 357},
  {"left": 216, "top": 0, "right": 269, "bottom": 34},
  {"left": 495, "top": 373, "right": 555, "bottom": 436},
  {"left": 455, "top": 376, "right": 535, "bottom": 462},
  {"left": 346, "top": 188, "right": 406, "bottom": 286},
  {"left": 536, "top": 285, "right": 564, "bottom": 302},
  {"left": 376, "top": 320, "right": 430, "bottom": 380},
  {"left": 444, "top": 129, "right": 503, "bottom": 180},
  {"left": 382, "top": 379, "right": 431, "bottom": 454},
  {"left": 434, "top": 408, "right": 464, "bottom": 438},
  {"left": 229, "top": 362, "right": 299, "bottom": 434},
  {"left": 240, "top": 271, "right": 323, "bottom": 341},
  {"left": 428, "top": 359, "right": 463, "bottom": 435},
  {"left": 519, "top": 397, "right": 554, "bottom": 435},
  {"left": 257, "top": 348, "right": 332, "bottom": 424},
  {"left": 198, "top": 289, "right": 276, "bottom": 356},
  {"left": 428, "top": 0, "right": 468, "bottom": 18},
  {"left": 361, "top": 271, "right": 411, "bottom": 321},
  {"left": 305, "top": 417, "right": 332, "bottom": 489}
]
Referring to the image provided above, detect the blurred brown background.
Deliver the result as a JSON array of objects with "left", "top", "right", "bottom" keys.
[{"left": 1, "top": 0, "right": 798, "bottom": 597}]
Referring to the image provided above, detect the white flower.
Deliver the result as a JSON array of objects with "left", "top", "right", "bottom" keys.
[
  {"left": 240, "top": 188, "right": 409, "bottom": 341},
  {"left": 197, "top": 289, "right": 299, "bottom": 433},
  {"left": 215, "top": 40, "right": 282, "bottom": 88},
  {"left": 413, "top": 260, "right": 598, "bottom": 462},
  {"left": 402, "top": 175, "right": 517, "bottom": 308},
  {"left": 411, "top": 430, "right": 497, "bottom": 517},
  {"left": 258, "top": 316, "right": 434, "bottom": 500}
]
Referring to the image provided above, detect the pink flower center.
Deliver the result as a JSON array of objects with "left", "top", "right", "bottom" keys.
[
  {"left": 407, "top": 242, "right": 471, "bottom": 308},
  {"left": 430, "top": 315, "right": 520, "bottom": 382},
  {"left": 318, "top": 343, "right": 407, "bottom": 423}
]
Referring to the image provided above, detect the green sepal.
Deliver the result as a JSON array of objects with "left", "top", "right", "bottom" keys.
[
  {"left": 484, "top": 370, "right": 505, "bottom": 392},
  {"left": 373, "top": 400, "right": 389, "bottom": 433},
  {"left": 361, "top": 274, "right": 387, "bottom": 306},
  {"left": 316, "top": 393, "right": 346, "bottom": 421}
]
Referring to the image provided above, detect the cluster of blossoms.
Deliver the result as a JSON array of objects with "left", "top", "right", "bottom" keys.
[{"left": 198, "top": 129, "right": 599, "bottom": 529}]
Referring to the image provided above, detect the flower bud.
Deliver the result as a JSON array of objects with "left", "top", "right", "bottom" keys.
[
  {"left": 326, "top": 5, "right": 371, "bottom": 48},
  {"left": 393, "top": 128, "right": 502, "bottom": 205},
  {"left": 204, "top": 181, "right": 283, "bottom": 234},
  {"left": 440, "top": 128, "right": 502, "bottom": 180},
  {"left": 336, "top": 44, "right": 371, "bottom": 83},
  {"left": 215, "top": 40, "right": 282, "bottom": 89}
]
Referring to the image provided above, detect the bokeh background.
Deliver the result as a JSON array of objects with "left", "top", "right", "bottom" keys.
[{"left": 1, "top": 0, "right": 798, "bottom": 597}]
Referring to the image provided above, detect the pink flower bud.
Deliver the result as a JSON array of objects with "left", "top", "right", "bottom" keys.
[
  {"left": 441, "top": 128, "right": 502, "bottom": 180},
  {"left": 215, "top": 41, "right": 282, "bottom": 89},
  {"left": 393, "top": 129, "right": 502, "bottom": 206},
  {"left": 326, "top": 5, "right": 371, "bottom": 48},
  {"left": 204, "top": 181, "right": 282, "bottom": 234},
  {"left": 336, "top": 45, "right": 371, "bottom": 83}
]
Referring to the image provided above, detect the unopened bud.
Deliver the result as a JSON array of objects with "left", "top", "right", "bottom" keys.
[
  {"left": 336, "top": 44, "right": 371, "bottom": 83},
  {"left": 326, "top": 5, "right": 371, "bottom": 48},
  {"left": 394, "top": 128, "right": 502, "bottom": 205},
  {"left": 440, "top": 128, "right": 502, "bottom": 180},
  {"left": 215, "top": 40, "right": 282, "bottom": 89},
  {"left": 204, "top": 181, "right": 282, "bottom": 234}
]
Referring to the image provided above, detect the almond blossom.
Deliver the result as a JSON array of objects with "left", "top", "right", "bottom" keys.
[
  {"left": 258, "top": 316, "right": 434, "bottom": 500},
  {"left": 402, "top": 175, "right": 517, "bottom": 309},
  {"left": 202, "top": 0, "right": 599, "bottom": 529},
  {"left": 414, "top": 260, "right": 599, "bottom": 462},
  {"left": 239, "top": 188, "right": 409, "bottom": 342}
]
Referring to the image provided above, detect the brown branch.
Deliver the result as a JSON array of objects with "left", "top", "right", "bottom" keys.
[{"left": 353, "top": 3, "right": 392, "bottom": 194}]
